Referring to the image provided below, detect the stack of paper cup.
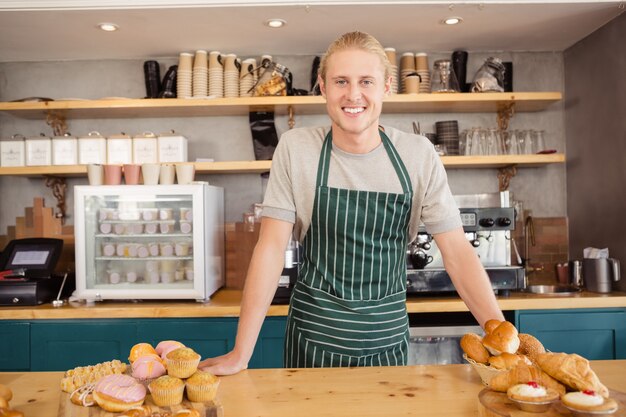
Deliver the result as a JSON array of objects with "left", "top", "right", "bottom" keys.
[
  {"left": 239, "top": 58, "right": 256, "bottom": 97},
  {"left": 384, "top": 48, "right": 399, "bottom": 94},
  {"left": 177, "top": 53, "right": 193, "bottom": 99},
  {"left": 400, "top": 52, "right": 416, "bottom": 94},
  {"left": 223, "top": 54, "right": 239, "bottom": 98},
  {"left": 192, "top": 50, "right": 208, "bottom": 97},
  {"left": 415, "top": 52, "right": 431, "bottom": 93},
  {"left": 208, "top": 51, "right": 224, "bottom": 98}
]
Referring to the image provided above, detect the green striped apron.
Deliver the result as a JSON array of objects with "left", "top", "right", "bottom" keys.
[{"left": 284, "top": 128, "right": 413, "bottom": 368}]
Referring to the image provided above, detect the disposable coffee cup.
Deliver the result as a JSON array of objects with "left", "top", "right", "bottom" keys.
[
  {"left": 87, "top": 164, "right": 104, "bottom": 185},
  {"left": 404, "top": 74, "right": 421, "bottom": 94},
  {"left": 175, "top": 163, "right": 195, "bottom": 184}
]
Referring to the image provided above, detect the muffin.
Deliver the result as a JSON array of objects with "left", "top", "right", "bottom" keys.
[
  {"left": 129, "top": 343, "right": 157, "bottom": 364},
  {"left": 562, "top": 390, "right": 618, "bottom": 415},
  {"left": 507, "top": 381, "right": 559, "bottom": 412},
  {"left": 166, "top": 347, "right": 201, "bottom": 378},
  {"left": 148, "top": 375, "right": 185, "bottom": 407},
  {"left": 185, "top": 370, "right": 220, "bottom": 402}
]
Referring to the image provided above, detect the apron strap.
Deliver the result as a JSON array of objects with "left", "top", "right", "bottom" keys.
[{"left": 316, "top": 128, "right": 413, "bottom": 194}]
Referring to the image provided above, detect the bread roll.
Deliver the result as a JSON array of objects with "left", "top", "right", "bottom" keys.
[
  {"left": 535, "top": 352, "right": 609, "bottom": 397},
  {"left": 0, "top": 399, "right": 7, "bottom": 410},
  {"left": 489, "top": 363, "right": 566, "bottom": 395},
  {"left": 517, "top": 333, "right": 546, "bottom": 362},
  {"left": 460, "top": 333, "right": 490, "bottom": 364},
  {"left": 488, "top": 352, "right": 530, "bottom": 370},
  {"left": 0, "top": 385, "right": 11, "bottom": 402},
  {"left": 484, "top": 319, "right": 502, "bottom": 334},
  {"left": 482, "top": 321, "right": 520, "bottom": 355},
  {"left": 0, "top": 408, "right": 25, "bottom": 417}
]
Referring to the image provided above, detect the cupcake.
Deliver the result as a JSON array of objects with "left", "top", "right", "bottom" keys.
[
  {"left": 155, "top": 340, "right": 185, "bottom": 360},
  {"left": 148, "top": 375, "right": 185, "bottom": 407},
  {"left": 507, "top": 381, "right": 559, "bottom": 412},
  {"left": 129, "top": 343, "right": 157, "bottom": 364},
  {"left": 131, "top": 354, "right": 167, "bottom": 381},
  {"left": 166, "top": 347, "right": 201, "bottom": 379},
  {"left": 185, "top": 370, "right": 220, "bottom": 402},
  {"left": 562, "top": 390, "right": 618, "bottom": 415}
]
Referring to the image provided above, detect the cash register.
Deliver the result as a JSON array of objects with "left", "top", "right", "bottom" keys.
[{"left": 0, "top": 238, "right": 74, "bottom": 306}]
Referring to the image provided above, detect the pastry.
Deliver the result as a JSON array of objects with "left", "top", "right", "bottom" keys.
[
  {"left": 507, "top": 381, "right": 560, "bottom": 402},
  {"left": 460, "top": 333, "right": 490, "bottom": 364},
  {"left": 535, "top": 352, "right": 609, "bottom": 397},
  {"left": 185, "top": 370, "right": 220, "bottom": 402},
  {"left": 118, "top": 405, "right": 154, "bottom": 417},
  {"left": 148, "top": 375, "right": 185, "bottom": 407},
  {"left": 0, "top": 400, "right": 7, "bottom": 410},
  {"left": 488, "top": 352, "right": 531, "bottom": 370},
  {"left": 507, "top": 381, "right": 560, "bottom": 412},
  {"left": 131, "top": 354, "right": 167, "bottom": 380},
  {"left": 489, "top": 363, "right": 566, "bottom": 395},
  {"left": 516, "top": 333, "right": 546, "bottom": 362},
  {"left": 484, "top": 319, "right": 502, "bottom": 334},
  {"left": 562, "top": 390, "right": 618, "bottom": 413},
  {"left": 60, "top": 359, "right": 127, "bottom": 393},
  {"left": 165, "top": 347, "right": 201, "bottom": 378},
  {"left": 482, "top": 321, "right": 520, "bottom": 355},
  {"left": 155, "top": 340, "right": 186, "bottom": 360},
  {"left": 175, "top": 409, "right": 201, "bottom": 417},
  {"left": 69, "top": 383, "right": 95, "bottom": 407},
  {"left": 93, "top": 374, "right": 146, "bottom": 412},
  {"left": 129, "top": 343, "right": 158, "bottom": 364},
  {"left": 0, "top": 384, "right": 11, "bottom": 402}
]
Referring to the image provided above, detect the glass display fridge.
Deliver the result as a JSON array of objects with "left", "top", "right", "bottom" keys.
[{"left": 73, "top": 184, "right": 224, "bottom": 301}]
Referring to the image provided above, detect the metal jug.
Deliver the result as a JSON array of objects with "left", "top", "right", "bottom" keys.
[{"left": 582, "top": 258, "right": 621, "bottom": 293}]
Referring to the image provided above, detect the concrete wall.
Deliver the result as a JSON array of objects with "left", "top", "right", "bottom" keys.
[
  {"left": 564, "top": 12, "right": 626, "bottom": 290},
  {"left": 0, "top": 51, "right": 566, "bottom": 233}
]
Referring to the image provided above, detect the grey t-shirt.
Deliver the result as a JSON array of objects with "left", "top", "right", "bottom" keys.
[{"left": 262, "top": 125, "right": 462, "bottom": 243}]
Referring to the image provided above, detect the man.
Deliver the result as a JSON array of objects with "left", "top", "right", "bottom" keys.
[{"left": 199, "top": 31, "right": 504, "bottom": 374}]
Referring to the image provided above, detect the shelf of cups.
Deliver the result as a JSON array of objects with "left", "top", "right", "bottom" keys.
[
  {"left": 0, "top": 154, "right": 565, "bottom": 177},
  {"left": 0, "top": 92, "right": 562, "bottom": 119},
  {"left": 95, "top": 234, "right": 192, "bottom": 239}
]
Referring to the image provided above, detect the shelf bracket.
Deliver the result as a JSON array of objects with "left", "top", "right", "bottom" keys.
[
  {"left": 287, "top": 105, "right": 295, "bottom": 130},
  {"left": 496, "top": 102, "right": 516, "bottom": 131},
  {"left": 44, "top": 175, "right": 67, "bottom": 223},
  {"left": 497, "top": 166, "right": 517, "bottom": 191},
  {"left": 45, "top": 110, "right": 68, "bottom": 136}
]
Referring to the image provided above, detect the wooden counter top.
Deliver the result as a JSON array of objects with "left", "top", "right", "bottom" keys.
[
  {"left": 2, "top": 360, "right": 625, "bottom": 417},
  {"left": 1, "top": 289, "right": 625, "bottom": 320}
]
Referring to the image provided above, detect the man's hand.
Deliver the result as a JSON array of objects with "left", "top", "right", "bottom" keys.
[{"left": 198, "top": 351, "right": 248, "bottom": 376}]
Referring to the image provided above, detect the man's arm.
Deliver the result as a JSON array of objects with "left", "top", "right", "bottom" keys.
[
  {"left": 433, "top": 227, "right": 505, "bottom": 327},
  {"left": 199, "top": 216, "right": 293, "bottom": 375}
]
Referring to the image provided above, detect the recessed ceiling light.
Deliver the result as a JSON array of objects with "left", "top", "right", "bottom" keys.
[
  {"left": 442, "top": 16, "right": 463, "bottom": 25},
  {"left": 98, "top": 23, "right": 119, "bottom": 32},
  {"left": 265, "top": 18, "right": 286, "bottom": 28}
]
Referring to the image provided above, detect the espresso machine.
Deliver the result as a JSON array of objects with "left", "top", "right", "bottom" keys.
[
  {"left": 272, "top": 237, "right": 300, "bottom": 304},
  {"left": 406, "top": 192, "right": 525, "bottom": 296}
]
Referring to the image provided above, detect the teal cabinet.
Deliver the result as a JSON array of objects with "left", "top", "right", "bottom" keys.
[
  {"left": 0, "top": 321, "right": 30, "bottom": 371},
  {"left": 516, "top": 308, "right": 626, "bottom": 360},
  {"left": 2, "top": 316, "right": 286, "bottom": 372},
  {"left": 137, "top": 318, "right": 238, "bottom": 360},
  {"left": 30, "top": 320, "right": 137, "bottom": 371}
]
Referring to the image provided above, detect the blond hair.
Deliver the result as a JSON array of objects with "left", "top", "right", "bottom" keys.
[{"left": 319, "top": 31, "right": 392, "bottom": 82}]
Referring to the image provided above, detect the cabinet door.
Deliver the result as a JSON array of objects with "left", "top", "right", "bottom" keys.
[
  {"left": 516, "top": 308, "right": 626, "bottom": 360},
  {"left": 30, "top": 320, "right": 137, "bottom": 371},
  {"left": 249, "top": 317, "right": 286, "bottom": 369},
  {"left": 137, "top": 318, "right": 237, "bottom": 360},
  {"left": 0, "top": 322, "right": 30, "bottom": 371}
]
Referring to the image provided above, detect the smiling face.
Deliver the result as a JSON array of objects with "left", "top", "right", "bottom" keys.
[{"left": 319, "top": 48, "right": 391, "bottom": 147}]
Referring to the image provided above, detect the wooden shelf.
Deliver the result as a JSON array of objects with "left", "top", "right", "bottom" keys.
[
  {"left": 0, "top": 154, "right": 565, "bottom": 177},
  {"left": 0, "top": 92, "right": 562, "bottom": 119}
]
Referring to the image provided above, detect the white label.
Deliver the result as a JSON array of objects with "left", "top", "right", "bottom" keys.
[
  {"left": 132, "top": 137, "right": 158, "bottom": 164},
  {"left": 52, "top": 138, "right": 78, "bottom": 165},
  {"left": 107, "top": 138, "right": 133, "bottom": 164},
  {"left": 25, "top": 139, "right": 52, "bottom": 166},
  {"left": 0, "top": 141, "right": 25, "bottom": 167},
  {"left": 78, "top": 138, "right": 107, "bottom": 164},
  {"left": 158, "top": 136, "right": 188, "bottom": 162}
]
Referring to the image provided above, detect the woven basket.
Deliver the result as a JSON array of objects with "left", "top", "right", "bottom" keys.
[{"left": 463, "top": 354, "right": 504, "bottom": 386}]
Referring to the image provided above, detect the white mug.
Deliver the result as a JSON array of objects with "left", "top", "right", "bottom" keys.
[
  {"left": 87, "top": 164, "right": 104, "bottom": 185},
  {"left": 141, "top": 163, "right": 161, "bottom": 185},
  {"left": 175, "top": 163, "right": 195, "bottom": 184},
  {"left": 159, "top": 163, "right": 176, "bottom": 185}
]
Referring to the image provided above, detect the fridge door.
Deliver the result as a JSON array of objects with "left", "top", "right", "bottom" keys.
[{"left": 74, "top": 184, "right": 224, "bottom": 301}]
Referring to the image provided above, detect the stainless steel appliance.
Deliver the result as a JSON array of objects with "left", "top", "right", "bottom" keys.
[
  {"left": 272, "top": 238, "right": 300, "bottom": 304},
  {"left": 407, "top": 192, "right": 525, "bottom": 295}
]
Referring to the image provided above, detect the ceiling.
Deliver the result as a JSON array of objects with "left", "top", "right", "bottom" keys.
[{"left": 0, "top": 1, "right": 624, "bottom": 62}]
